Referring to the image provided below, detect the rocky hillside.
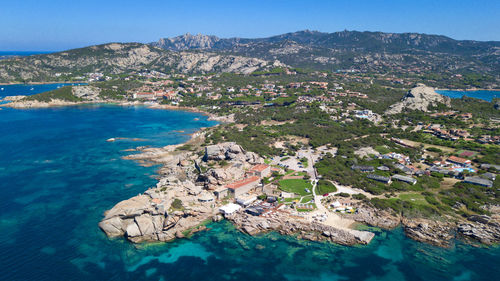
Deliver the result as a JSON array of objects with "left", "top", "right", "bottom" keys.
[
  {"left": 152, "top": 30, "right": 500, "bottom": 75},
  {"left": 0, "top": 43, "right": 281, "bottom": 82},
  {"left": 151, "top": 33, "right": 223, "bottom": 50},
  {"left": 385, "top": 83, "right": 451, "bottom": 114}
]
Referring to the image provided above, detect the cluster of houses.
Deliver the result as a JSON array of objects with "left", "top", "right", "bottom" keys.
[
  {"left": 424, "top": 124, "right": 472, "bottom": 141},
  {"left": 477, "top": 135, "right": 500, "bottom": 144},
  {"left": 352, "top": 147, "right": 496, "bottom": 188},
  {"left": 330, "top": 199, "right": 356, "bottom": 213},
  {"left": 430, "top": 111, "right": 473, "bottom": 120},
  {"left": 70, "top": 72, "right": 111, "bottom": 82}
]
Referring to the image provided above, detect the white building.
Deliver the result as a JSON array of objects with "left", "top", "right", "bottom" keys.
[{"left": 219, "top": 203, "right": 241, "bottom": 215}]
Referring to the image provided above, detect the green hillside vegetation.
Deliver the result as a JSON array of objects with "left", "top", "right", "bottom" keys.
[{"left": 23, "top": 86, "right": 82, "bottom": 102}]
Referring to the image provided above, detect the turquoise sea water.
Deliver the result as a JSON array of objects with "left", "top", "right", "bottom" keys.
[
  {"left": 1, "top": 84, "right": 500, "bottom": 280},
  {"left": 436, "top": 90, "right": 500, "bottom": 102}
]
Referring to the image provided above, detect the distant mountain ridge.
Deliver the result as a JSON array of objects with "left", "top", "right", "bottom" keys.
[
  {"left": 1, "top": 30, "right": 499, "bottom": 83},
  {"left": 152, "top": 30, "right": 500, "bottom": 55},
  {"left": 151, "top": 30, "right": 500, "bottom": 74}
]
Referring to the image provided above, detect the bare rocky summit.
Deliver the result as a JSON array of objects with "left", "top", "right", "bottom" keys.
[
  {"left": 151, "top": 33, "right": 222, "bottom": 50},
  {"left": 385, "top": 83, "right": 451, "bottom": 114}
]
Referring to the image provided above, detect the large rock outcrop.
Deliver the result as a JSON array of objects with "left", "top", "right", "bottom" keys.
[
  {"left": 99, "top": 179, "right": 216, "bottom": 243},
  {"left": 385, "top": 84, "right": 450, "bottom": 114},
  {"left": 457, "top": 215, "right": 500, "bottom": 245},
  {"left": 203, "top": 142, "right": 263, "bottom": 164}
]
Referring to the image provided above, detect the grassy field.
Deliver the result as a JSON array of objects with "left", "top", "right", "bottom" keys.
[
  {"left": 285, "top": 170, "right": 308, "bottom": 177},
  {"left": 316, "top": 180, "right": 337, "bottom": 195},
  {"left": 397, "top": 193, "right": 428, "bottom": 206},
  {"left": 401, "top": 139, "right": 456, "bottom": 153},
  {"left": 279, "top": 179, "right": 313, "bottom": 196},
  {"left": 300, "top": 195, "right": 314, "bottom": 203}
]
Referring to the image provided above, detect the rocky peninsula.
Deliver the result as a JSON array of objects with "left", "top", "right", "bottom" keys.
[
  {"left": 99, "top": 135, "right": 377, "bottom": 245},
  {"left": 98, "top": 128, "right": 500, "bottom": 248}
]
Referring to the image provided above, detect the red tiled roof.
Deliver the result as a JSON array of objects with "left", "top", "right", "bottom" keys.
[
  {"left": 459, "top": 151, "right": 475, "bottom": 157},
  {"left": 447, "top": 156, "right": 471, "bottom": 164},
  {"left": 250, "top": 164, "right": 270, "bottom": 172},
  {"left": 226, "top": 176, "right": 260, "bottom": 190}
]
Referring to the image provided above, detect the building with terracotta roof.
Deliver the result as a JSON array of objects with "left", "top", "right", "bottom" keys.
[
  {"left": 446, "top": 156, "right": 472, "bottom": 167},
  {"left": 248, "top": 164, "right": 271, "bottom": 178},
  {"left": 226, "top": 176, "right": 261, "bottom": 197}
]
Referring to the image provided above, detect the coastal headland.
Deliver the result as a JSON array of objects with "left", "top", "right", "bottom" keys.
[{"left": 3, "top": 82, "right": 499, "bottom": 248}]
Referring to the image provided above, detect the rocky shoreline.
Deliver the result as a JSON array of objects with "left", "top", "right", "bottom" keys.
[
  {"left": 98, "top": 132, "right": 500, "bottom": 249},
  {"left": 99, "top": 138, "right": 378, "bottom": 246},
  {"left": 343, "top": 204, "right": 500, "bottom": 247},
  {"left": 228, "top": 211, "right": 375, "bottom": 245},
  {"left": 0, "top": 94, "right": 233, "bottom": 124}
]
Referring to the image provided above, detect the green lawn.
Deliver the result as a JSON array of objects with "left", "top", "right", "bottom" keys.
[
  {"left": 316, "top": 180, "right": 337, "bottom": 195},
  {"left": 279, "top": 179, "right": 313, "bottom": 196},
  {"left": 398, "top": 193, "right": 428, "bottom": 206},
  {"left": 284, "top": 170, "right": 308, "bottom": 178},
  {"left": 300, "top": 195, "right": 314, "bottom": 203}
]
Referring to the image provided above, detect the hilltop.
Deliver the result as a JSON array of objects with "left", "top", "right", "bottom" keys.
[
  {"left": 1, "top": 30, "right": 499, "bottom": 86},
  {"left": 152, "top": 30, "right": 500, "bottom": 76},
  {"left": 0, "top": 43, "right": 282, "bottom": 83}
]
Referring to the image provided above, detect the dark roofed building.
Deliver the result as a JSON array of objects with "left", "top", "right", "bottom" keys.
[
  {"left": 482, "top": 173, "right": 496, "bottom": 181},
  {"left": 351, "top": 165, "right": 375, "bottom": 172},
  {"left": 377, "top": 166, "right": 390, "bottom": 171},
  {"left": 394, "top": 163, "right": 413, "bottom": 174},
  {"left": 392, "top": 174, "right": 417, "bottom": 185},
  {"left": 367, "top": 174, "right": 391, "bottom": 184},
  {"left": 464, "top": 177, "right": 493, "bottom": 188},
  {"left": 481, "top": 164, "right": 500, "bottom": 171}
]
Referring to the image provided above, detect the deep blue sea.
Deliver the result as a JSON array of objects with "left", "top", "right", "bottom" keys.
[
  {"left": 436, "top": 90, "right": 500, "bottom": 102},
  {"left": 1, "top": 84, "right": 500, "bottom": 281},
  {"left": 0, "top": 83, "right": 86, "bottom": 99},
  {"left": 0, "top": 51, "right": 53, "bottom": 57}
]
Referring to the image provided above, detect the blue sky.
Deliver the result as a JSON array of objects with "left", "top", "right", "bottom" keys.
[{"left": 1, "top": 0, "right": 499, "bottom": 51}]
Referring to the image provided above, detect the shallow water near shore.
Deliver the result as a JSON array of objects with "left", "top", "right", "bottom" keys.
[{"left": 0, "top": 85, "right": 499, "bottom": 280}]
